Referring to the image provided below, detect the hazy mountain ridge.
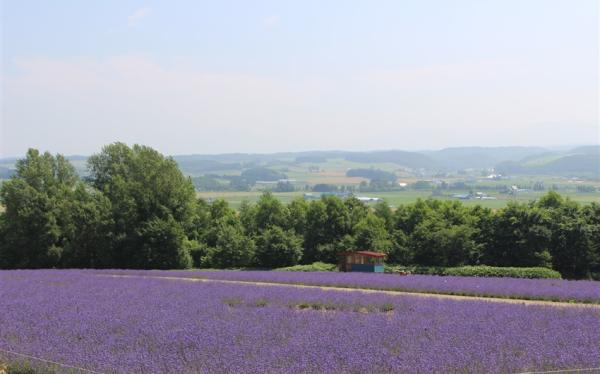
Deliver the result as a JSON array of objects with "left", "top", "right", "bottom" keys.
[
  {"left": 423, "top": 146, "right": 549, "bottom": 170},
  {"left": 1, "top": 145, "right": 597, "bottom": 178},
  {"left": 495, "top": 146, "right": 599, "bottom": 178},
  {"left": 343, "top": 150, "right": 437, "bottom": 169}
]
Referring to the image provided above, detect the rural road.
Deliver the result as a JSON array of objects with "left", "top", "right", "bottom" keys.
[{"left": 98, "top": 273, "right": 600, "bottom": 309}]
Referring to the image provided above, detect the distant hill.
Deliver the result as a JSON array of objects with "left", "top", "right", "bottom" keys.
[
  {"left": 172, "top": 157, "right": 242, "bottom": 174},
  {"left": 344, "top": 150, "right": 437, "bottom": 169},
  {"left": 568, "top": 145, "right": 600, "bottom": 155},
  {"left": 172, "top": 150, "right": 438, "bottom": 173},
  {"left": 1, "top": 145, "right": 597, "bottom": 178},
  {"left": 0, "top": 167, "right": 15, "bottom": 179},
  {"left": 495, "top": 146, "right": 599, "bottom": 178},
  {"left": 425, "top": 146, "right": 548, "bottom": 170},
  {"left": 172, "top": 151, "right": 346, "bottom": 164},
  {"left": 295, "top": 155, "right": 328, "bottom": 163}
]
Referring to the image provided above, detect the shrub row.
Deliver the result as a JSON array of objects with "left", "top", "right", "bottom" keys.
[
  {"left": 442, "top": 265, "right": 561, "bottom": 279},
  {"left": 385, "top": 265, "right": 562, "bottom": 279},
  {"left": 275, "top": 262, "right": 338, "bottom": 272},
  {"left": 275, "top": 263, "right": 562, "bottom": 279}
]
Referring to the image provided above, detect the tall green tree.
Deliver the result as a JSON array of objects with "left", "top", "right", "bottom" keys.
[
  {"left": 60, "top": 186, "right": 114, "bottom": 268},
  {"left": 204, "top": 223, "right": 256, "bottom": 268},
  {"left": 353, "top": 214, "right": 392, "bottom": 253},
  {"left": 0, "top": 178, "right": 61, "bottom": 268},
  {"left": 582, "top": 203, "right": 600, "bottom": 278},
  {"left": 135, "top": 216, "right": 193, "bottom": 269},
  {"left": 86, "top": 143, "right": 197, "bottom": 268},
  {"left": 188, "top": 198, "right": 211, "bottom": 243},
  {"left": 344, "top": 197, "right": 369, "bottom": 228},
  {"left": 322, "top": 196, "right": 351, "bottom": 240},
  {"left": 373, "top": 200, "right": 394, "bottom": 231},
  {"left": 469, "top": 205, "right": 495, "bottom": 265},
  {"left": 303, "top": 196, "right": 352, "bottom": 263},
  {"left": 411, "top": 220, "right": 479, "bottom": 267},
  {"left": 255, "top": 226, "right": 303, "bottom": 268},
  {"left": 203, "top": 199, "right": 239, "bottom": 248},
  {"left": 253, "top": 192, "right": 288, "bottom": 233},
  {"left": 0, "top": 150, "right": 82, "bottom": 268},
  {"left": 535, "top": 192, "right": 598, "bottom": 279},
  {"left": 393, "top": 198, "right": 434, "bottom": 234},
  {"left": 303, "top": 200, "right": 329, "bottom": 263},
  {"left": 239, "top": 200, "right": 258, "bottom": 234},
  {"left": 484, "top": 202, "right": 552, "bottom": 268},
  {"left": 286, "top": 198, "right": 308, "bottom": 235}
]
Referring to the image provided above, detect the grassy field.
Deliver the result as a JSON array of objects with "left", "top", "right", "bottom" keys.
[
  {"left": 2, "top": 188, "right": 597, "bottom": 212},
  {"left": 197, "top": 189, "right": 600, "bottom": 209},
  {"left": 195, "top": 158, "right": 600, "bottom": 209},
  {"left": 264, "top": 158, "right": 418, "bottom": 186}
]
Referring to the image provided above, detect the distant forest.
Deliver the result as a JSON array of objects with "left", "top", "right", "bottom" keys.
[
  {"left": 1, "top": 143, "right": 599, "bottom": 279},
  {"left": 346, "top": 168, "right": 397, "bottom": 182}
]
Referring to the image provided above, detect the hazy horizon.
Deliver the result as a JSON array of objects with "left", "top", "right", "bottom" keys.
[
  {"left": 1, "top": 143, "right": 597, "bottom": 161},
  {"left": 2, "top": 0, "right": 599, "bottom": 158}
]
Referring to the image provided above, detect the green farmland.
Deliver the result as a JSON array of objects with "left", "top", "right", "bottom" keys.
[{"left": 197, "top": 190, "right": 600, "bottom": 210}]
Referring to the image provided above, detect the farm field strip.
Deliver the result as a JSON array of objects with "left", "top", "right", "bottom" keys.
[
  {"left": 98, "top": 273, "right": 600, "bottom": 308},
  {"left": 1, "top": 270, "right": 600, "bottom": 373},
  {"left": 195, "top": 189, "right": 600, "bottom": 210},
  {"left": 109, "top": 270, "right": 600, "bottom": 304}
]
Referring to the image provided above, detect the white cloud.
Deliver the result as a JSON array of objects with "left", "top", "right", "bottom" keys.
[{"left": 128, "top": 7, "right": 151, "bottom": 27}]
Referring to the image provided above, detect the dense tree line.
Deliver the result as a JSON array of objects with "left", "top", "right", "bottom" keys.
[
  {"left": 346, "top": 168, "right": 397, "bottom": 182},
  {"left": 1, "top": 144, "right": 599, "bottom": 279}
]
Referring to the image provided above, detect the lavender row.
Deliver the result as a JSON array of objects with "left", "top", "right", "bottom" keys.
[
  {"left": 1, "top": 270, "right": 600, "bottom": 373},
  {"left": 119, "top": 269, "right": 600, "bottom": 303}
]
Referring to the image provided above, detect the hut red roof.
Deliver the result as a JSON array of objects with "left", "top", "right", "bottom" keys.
[{"left": 338, "top": 251, "right": 386, "bottom": 258}]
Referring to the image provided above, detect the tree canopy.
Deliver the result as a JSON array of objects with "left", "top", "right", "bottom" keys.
[{"left": 1, "top": 145, "right": 599, "bottom": 279}]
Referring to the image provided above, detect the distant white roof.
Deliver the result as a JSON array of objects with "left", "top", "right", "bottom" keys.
[{"left": 356, "top": 196, "right": 382, "bottom": 202}]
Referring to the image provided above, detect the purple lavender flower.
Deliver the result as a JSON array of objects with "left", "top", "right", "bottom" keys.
[
  {"left": 1, "top": 270, "right": 599, "bottom": 373},
  {"left": 116, "top": 269, "right": 600, "bottom": 304}
]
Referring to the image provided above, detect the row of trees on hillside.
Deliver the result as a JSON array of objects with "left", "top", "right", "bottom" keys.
[{"left": 1, "top": 144, "right": 599, "bottom": 279}]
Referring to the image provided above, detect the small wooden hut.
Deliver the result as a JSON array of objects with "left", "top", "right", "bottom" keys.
[{"left": 338, "top": 251, "right": 386, "bottom": 273}]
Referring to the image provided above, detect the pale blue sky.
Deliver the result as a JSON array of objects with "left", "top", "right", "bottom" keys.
[{"left": 1, "top": 0, "right": 598, "bottom": 157}]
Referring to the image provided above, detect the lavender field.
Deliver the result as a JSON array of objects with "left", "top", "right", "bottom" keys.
[
  {"left": 118, "top": 270, "right": 600, "bottom": 304},
  {"left": 1, "top": 270, "right": 600, "bottom": 373}
]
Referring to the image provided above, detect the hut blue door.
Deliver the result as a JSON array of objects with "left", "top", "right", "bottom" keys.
[{"left": 338, "top": 251, "right": 386, "bottom": 272}]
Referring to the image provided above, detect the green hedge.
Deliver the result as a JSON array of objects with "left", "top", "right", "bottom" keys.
[
  {"left": 276, "top": 263, "right": 561, "bottom": 279},
  {"left": 385, "top": 265, "right": 445, "bottom": 275},
  {"left": 442, "top": 266, "right": 561, "bottom": 279},
  {"left": 273, "top": 263, "right": 563, "bottom": 278},
  {"left": 275, "top": 262, "right": 338, "bottom": 272},
  {"left": 386, "top": 265, "right": 562, "bottom": 279}
]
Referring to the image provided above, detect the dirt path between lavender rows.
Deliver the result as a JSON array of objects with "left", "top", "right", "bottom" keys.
[{"left": 98, "top": 273, "right": 600, "bottom": 308}]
